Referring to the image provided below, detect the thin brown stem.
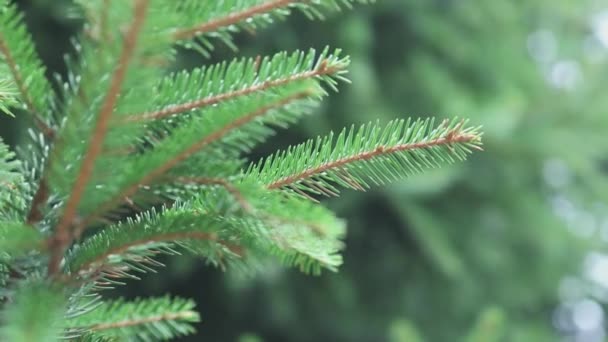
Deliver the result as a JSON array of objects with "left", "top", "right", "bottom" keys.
[
  {"left": 122, "top": 61, "right": 335, "bottom": 123},
  {"left": 173, "top": 0, "right": 297, "bottom": 40},
  {"left": 267, "top": 130, "right": 480, "bottom": 190},
  {"left": 26, "top": 178, "right": 49, "bottom": 225},
  {"left": 77, "top": 90, "right": 312, "bottom": 230},
  {"left": 0, "top": 37, "right": 54, "bottom": 137},
  {"left": 89, "top": 310, "right": 198, "bottom": 331},
  {"left": 47, "top": 0, "right": 149, "bottom": 276}
]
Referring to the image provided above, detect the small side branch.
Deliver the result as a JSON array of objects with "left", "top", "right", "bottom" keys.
[
  {"left": 75, "top": 231, "right": 215, "bottom": 275},
  {"left": 89, "top": 311, "right": 198, "bottom": 331},
  {"left": 267, "top": 128, "right": 481, "bottom": 190}
]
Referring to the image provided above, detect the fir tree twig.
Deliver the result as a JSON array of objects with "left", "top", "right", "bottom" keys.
[
  {"left": 66, "top": 297, "right": 200, "bottom": 340},
  {"left": 122, "top": 59, "right": 337, "bottom": 122},
  {"left": 267, "top": 122, "right": 480, "bottom": 190},
  {"left": 75, "top": 231, "right": 216, "bottom": 276},
  {"left": 88, "top": 311, "right": 196, "bottom": 331}
]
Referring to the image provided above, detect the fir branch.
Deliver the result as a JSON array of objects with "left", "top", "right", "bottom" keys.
[
  {"left": 268, "top": 122, "right": 478, "bottom": 189},
  {"left": 140, "top": 91, "right": 310, "bottom": 178},
  {"left": 49, "top": 0, "right": 150, "bottom": 276},
  {"left": 171, "top": 0, "right": 369, "bottom": 43},
  {"left": 68, "top": 204, "right": 245, "bottom": 280},
  {"left": 173, "top": 0, "right": 294, "bottom": 40},
  {"left": 66, "top": 297, "right": 199, "bottom": 341},
  {"left": 121, "top": 49, "right": 346, "bottom": 123},
  {"left": 249, "top": 118, "right": 482, "bottom": 196},
  {"left": 74, "top": 231, "right": 216, "bottom": 277},
  {"left": 89, "top": 311, "right": 195, "bottom": 331}
]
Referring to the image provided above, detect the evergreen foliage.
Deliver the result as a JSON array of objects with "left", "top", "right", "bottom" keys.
[{"left": 0, "top": 0, "right": 481, "bottom": 340}]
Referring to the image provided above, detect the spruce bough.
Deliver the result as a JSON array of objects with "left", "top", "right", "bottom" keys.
[{"left": 0, "top": 0, "right": 482, "bottom": 340}]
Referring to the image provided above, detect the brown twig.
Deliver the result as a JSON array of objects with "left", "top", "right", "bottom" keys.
[
  {"left": 47, "top": 0, "right": 150, "bottom": 276},
  {"left": 172, "top": 0, "right": 297, "bottom": 40},
  {"left": 26, "top": 178, "right": 49, "bottom": 225}
]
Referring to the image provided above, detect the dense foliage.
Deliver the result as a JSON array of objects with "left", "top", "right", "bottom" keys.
[{"left": 0, "top": 0, "right": 485, "bottom": 341}]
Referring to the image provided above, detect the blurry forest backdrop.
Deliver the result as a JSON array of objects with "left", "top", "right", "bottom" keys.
[{"left": 2, "top": 0, "right": 608, "bottom": 341}]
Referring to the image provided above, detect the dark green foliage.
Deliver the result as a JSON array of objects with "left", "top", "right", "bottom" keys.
[{"left": 0, "top": 0, "right": 481, "bottom": 340}]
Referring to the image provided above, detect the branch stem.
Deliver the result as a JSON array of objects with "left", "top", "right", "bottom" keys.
[{"left": 47, "top": 0, "right": 149, "bottom": 276}]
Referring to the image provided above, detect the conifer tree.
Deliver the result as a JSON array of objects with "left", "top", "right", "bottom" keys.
[{"left": 0, "top": 1, "right": 482, "bottom": 340}]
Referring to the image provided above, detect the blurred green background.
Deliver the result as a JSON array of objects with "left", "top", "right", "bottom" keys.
[{"left": 2, "top": 0, "right": 608, "bottom": 341}]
